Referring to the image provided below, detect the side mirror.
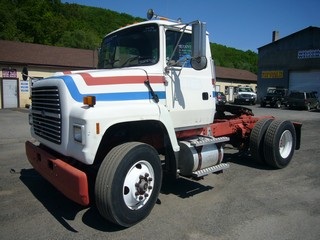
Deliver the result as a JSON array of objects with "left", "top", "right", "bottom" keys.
[
  {"left": 147, "top": 9, "right": 154, "bottom": 20},
  {"left": 191, "top": 21, "right": 207, "bottom": 70}
]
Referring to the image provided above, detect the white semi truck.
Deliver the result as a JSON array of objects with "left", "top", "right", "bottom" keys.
[{"left": 25, "top": 10, "right": 301, "bottom": 227}]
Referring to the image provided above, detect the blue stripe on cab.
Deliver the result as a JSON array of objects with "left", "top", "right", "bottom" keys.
[{"left": 58, "top": 75, "right": 165, "bottom": 102}]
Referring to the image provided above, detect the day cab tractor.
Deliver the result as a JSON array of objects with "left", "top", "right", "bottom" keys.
[{"left": 25, "top": 9, "right": 302, "bottom": 227}]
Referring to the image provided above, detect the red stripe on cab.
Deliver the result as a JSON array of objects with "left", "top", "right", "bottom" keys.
[{"left": 79, "top": 73, "right": 165, "bottom": 86}]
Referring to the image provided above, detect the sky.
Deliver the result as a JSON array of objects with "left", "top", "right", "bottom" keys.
[{"left": 61, "top": 0, "right": 319, "bottom": 52}]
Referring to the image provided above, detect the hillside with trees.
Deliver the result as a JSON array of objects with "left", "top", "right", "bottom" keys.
[
  {"left": 211, "top": 43, "right": 258, "bottom": 73},
  {"left": 0, "top": 0, "right": 257, "bottom": 73}
]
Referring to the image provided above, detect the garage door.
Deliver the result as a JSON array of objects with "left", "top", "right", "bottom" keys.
[{"left": 289, "top": 70, "right": 320, "bottom": 95}]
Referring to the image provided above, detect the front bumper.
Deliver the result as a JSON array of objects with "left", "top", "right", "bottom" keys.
[{"left": 25, "top": 141, "right": 89, "bottom": 206}]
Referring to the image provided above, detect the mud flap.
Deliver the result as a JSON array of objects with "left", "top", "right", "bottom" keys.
[{"left": 293, "top": 122, "right": 302, "bottom": 150}]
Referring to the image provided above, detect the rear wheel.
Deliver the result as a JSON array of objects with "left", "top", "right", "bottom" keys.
[
  {"left": 264, "top": 120, "right": 296, "bottom": 169},
  {"left": 250, "top": 118, "right": 273, "bottom": 164},
  {"left": 95, "top": 142, "right": 162, "bottom": 227}
]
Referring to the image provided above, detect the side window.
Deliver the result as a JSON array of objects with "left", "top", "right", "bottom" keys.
[{"left": 166, "top": 30, "right": 192, "bottom": 67}]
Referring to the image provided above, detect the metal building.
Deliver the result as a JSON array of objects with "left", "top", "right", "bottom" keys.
[{"left": 257, "top": 26, "right": 320, "bottom": 101}]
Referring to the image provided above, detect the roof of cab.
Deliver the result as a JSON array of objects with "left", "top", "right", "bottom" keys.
[{"left": 103, "top": 19, "right": 195, "bottom": 38}]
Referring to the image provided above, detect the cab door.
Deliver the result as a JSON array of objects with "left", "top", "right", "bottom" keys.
[{"left": 164, "top": 30, "right": 214, "bottom": 130}]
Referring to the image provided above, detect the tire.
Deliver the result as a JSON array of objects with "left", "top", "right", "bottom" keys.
[
  {"left": 275, "top": 101, "right": 281, "bottom": 108},
  {"left": 264, "top": 120, "right": 296, "bottom": 169},
  {"left": 95, "top": 142, "right": 162, "bottom": 227},
  {"left": 307, "top": 103, "right": 311, "bottom": 111},
  {"left": 250, "top": 118, "right": 273, "bottom": 164}
]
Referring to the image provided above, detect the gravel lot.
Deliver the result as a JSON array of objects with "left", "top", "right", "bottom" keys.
[{"left": 0, "top": 106, "right": 319, "bottom": 240}]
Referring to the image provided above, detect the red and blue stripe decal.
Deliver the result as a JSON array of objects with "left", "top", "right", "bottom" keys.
[
  {"left": 78, "top": 73, "right": 165, "bottom": 85},
  {"left": 58, "top": 73, "right": 166, "bottom": 102}
]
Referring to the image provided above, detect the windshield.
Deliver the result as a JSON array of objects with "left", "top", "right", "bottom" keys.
[
  {"left": 289, "top": 92, "right": 304, "bottom": 99},
  {"left": 98, "top": 23, "right": 159, "bottom": 69},
  {"left": 238, "top": 87, "right": 254, "bottom": 92},
  {"left": 267, "top": 89, "right": 276, "bottom": 94},
  {"left": 267, "top": 89, "right": 284, "bottom": 94}
]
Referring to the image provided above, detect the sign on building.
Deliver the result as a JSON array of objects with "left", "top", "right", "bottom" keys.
[
  {"left": 297, "top": 49, "right": 320, "bottom": 59},
  {"left": 261, "top": 70, "right": 284, "bottom": 79},
  {"left": 2, "top": 68, "right": 17, "bottom": 78}
]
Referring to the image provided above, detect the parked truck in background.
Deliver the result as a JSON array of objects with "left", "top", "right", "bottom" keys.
[
  {"left": 25, "top": 10, "right": 302, "bottom": 227},
  {"left": 260, "top": 87, "right": 288, "bottom": 108},
  {"left": 233, "top": 86, "right": 257, "bottom": 105},
  {"left": 286, "top": 91, "right": 319, "bottom": 111}
]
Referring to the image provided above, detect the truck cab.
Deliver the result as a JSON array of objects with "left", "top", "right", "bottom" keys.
[
  {"left": 29, "top": 17, "right": 214, "bottom": 166},
  {"left": 98, "top": 19, "right": 215, "bottom": 131}
]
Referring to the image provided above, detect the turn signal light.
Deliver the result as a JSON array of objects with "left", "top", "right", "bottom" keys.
[{"left": 83, "top": 96, "right": 96, "bottom": 107}]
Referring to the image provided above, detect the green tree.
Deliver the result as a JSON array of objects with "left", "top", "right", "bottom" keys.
[{"left": 57, "top": 29, "right": 100, "bottom": 49}]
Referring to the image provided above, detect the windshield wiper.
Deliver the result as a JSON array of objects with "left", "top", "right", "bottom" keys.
[{"left": 144, "top": 79, "right": 159, "bottom": 103}]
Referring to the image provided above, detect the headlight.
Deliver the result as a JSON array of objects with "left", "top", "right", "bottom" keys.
[{"left": 73, "top": 124, "right": 85, "bottom": 144}]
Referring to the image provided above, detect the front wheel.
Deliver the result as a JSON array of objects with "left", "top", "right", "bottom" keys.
[
  {"left": 264, "top": 120, "right": 296, "bottom": 169},
  {"left": 275, "top": 101, "right": 281, "bottom": 108},
  {"left": 95, "top": 142, "right": 162, "bottom": 227},
  {"left": 307, "top": 103, "right": 311, "bottom": 111}
]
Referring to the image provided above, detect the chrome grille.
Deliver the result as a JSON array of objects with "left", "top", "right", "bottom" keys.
[
  {"left": 241, "top": 94, "right": 253, "bottom": 98},
  {"left": 31, "top": 86, "right": 62, "bottom": 144}
]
